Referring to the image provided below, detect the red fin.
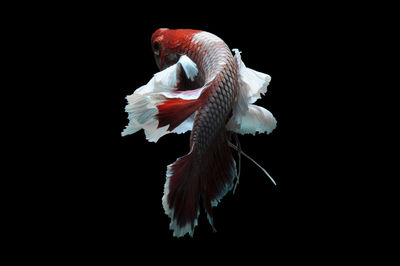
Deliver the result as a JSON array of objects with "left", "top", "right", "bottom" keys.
[
  {"left": 156, "top": 97, "right": 202, "bottom": 131},
  {"left": 200, "top": 130, "right": 236, "bottom": 230},
  {"left": 162, "top": 130, "right": 237, "bottom": 237},
  {"left": 163, "top": 149, "right": 201, "bottom": 237}
]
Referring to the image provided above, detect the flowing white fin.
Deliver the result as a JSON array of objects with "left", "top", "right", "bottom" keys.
[
  {"left": 227, "top": 49, "right": 276, "bottom": 135},
  {"left": 232, "top": 49, "right": 271, "bottom": 104},
  {"left": 229, "top": 104, "right": 276, "bottom": 135},
  {"left": 122, "top": 55, "right": 203, "bottom": 142}
]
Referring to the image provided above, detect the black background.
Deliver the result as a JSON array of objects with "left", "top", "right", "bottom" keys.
[{"left": 39, "top": 4, "right": 374, "bottom": 249}]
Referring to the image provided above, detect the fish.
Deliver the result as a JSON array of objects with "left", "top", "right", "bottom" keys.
[{"left": 122, "top": 28, "right": 277, "bottom": 237}]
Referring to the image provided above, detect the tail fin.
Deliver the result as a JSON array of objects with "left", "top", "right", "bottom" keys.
[
  {"left": 162, "top": 149, "right": 201, "bottom": 237},
  {"left": 200, "top": 130, "right": 237, "bottom": 230},
  {"left": 162, "top": 130, "right": 237, "bottom": 237}
]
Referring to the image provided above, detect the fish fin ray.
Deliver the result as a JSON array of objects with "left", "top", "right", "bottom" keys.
[{"left": 228, "top": 141, "right": 277, "bottom": 186}]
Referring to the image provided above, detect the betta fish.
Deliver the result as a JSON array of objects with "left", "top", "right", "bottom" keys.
[{"left": 122, "top": 29, "right": 277, "bottom": 237}]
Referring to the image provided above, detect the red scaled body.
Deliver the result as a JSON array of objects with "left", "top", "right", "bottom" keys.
[{"left": 123, "top": 29, "right": 277, "bottom": 237}]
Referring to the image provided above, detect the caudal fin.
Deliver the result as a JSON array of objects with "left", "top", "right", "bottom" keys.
[
  {"left": 162, "top": 149, "right": 201, "bottom": 237},
  {"left": 162, "top": 130, "right": 237, "bottom": 237},
  {"left": 200, "top": 130, "right": 237, "bottom": 230}
]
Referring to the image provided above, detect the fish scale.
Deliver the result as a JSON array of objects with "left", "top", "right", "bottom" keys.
[{"left": 177, "top": 33, "right": 239, "bottom": 155}]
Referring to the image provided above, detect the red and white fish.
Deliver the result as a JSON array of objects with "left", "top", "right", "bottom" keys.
[{"left": 122, "top": 29, "right": 277, "bottom": 237}]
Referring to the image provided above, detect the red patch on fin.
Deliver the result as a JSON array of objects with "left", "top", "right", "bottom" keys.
[
  {"left": 166, "top": 150, "right": 201, "bottom": 231},
  {"left": 156, "top": 97, "right": 202, "bottom": 131}
]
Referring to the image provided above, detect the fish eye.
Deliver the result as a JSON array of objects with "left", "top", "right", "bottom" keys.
[{"left": 153, "top": 41, "right": 161, "bottom": 54}]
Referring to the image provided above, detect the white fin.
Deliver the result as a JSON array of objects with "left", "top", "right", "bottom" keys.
[
  {"left": 232, "top": 48, "right": 271, "bottom": 104},
  {"left": 178, "top": 55, "right": 198, "bottom": 81},
  {"left": 122, "top": 55, "right": 202, "bottom": 142},
  {"left": 228, "top": 105, "right": 276, "bottom": 135},
  {"left": 227, "top": 49, "right": 276, "bottom": 135},
  {"left": 121, "top": 123, "right": 141, "bottom": 137}
]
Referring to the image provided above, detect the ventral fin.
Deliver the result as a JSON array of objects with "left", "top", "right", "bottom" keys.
[{"left": 175, "top": 55, "right": 204, "bottom": 92}]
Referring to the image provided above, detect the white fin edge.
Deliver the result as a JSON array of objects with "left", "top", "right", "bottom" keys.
[
  {"left": 227, "top": 49, "right": 275, "bottom": 134},
  {"left": 227, "top": 104, "right": 277, "bottom": 135}
]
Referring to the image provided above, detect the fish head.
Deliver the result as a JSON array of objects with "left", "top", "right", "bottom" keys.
[
  {"left": 151, "top": 28, "right": 180, "bottom": 70},
  {"left": 151, "top": 28, "right": 201, "bottom": 70}
]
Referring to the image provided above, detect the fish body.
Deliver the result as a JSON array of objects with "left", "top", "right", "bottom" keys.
[{"left": 122, "top": 29, "right": 276, "bottom": 237}]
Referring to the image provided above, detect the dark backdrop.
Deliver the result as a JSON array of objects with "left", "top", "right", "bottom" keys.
[{"left": 53, "top": 6, "right": 360, "bottom": 246}]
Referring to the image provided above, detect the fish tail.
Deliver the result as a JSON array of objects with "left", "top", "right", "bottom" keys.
[
  {"left": 162, "top": 149, "right": 201, "bottom": 237},
  {"left": 162, "top": 129, "right": 237, "bottom": 237},
  {"left": 200, "top": 130, "right": 236, "bottom": 231}
]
